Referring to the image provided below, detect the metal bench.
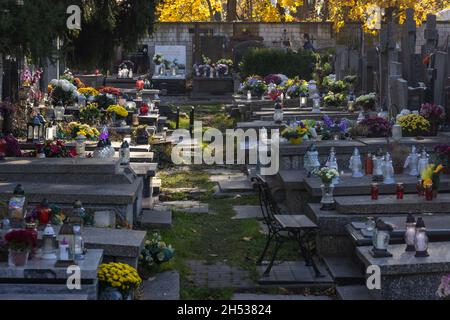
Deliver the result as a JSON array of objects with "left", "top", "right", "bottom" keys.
[{"left": 252, "top": 175, "right": 324, "bottom": 278}]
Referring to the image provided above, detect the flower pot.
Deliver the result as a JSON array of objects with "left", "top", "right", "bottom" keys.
[
  {"left": 289, "top": 137, "right": 303, "bottom": 145},
  {"left": 8, "top": 250, "right": 29, "bottom": 267},
  {"left": 321, "top": 183, "right": 335, "bottom": 211},
  {"left": 99, "top": 287, "right": 124, "bottom": 301}
]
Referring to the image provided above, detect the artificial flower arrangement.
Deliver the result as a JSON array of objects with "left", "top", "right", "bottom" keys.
[
  {"left": 357, "top": 116, "right": 392, "bottom": 138},
  {"left": 434, "top": 144, "right": 450, "bottom": 173},
  {"left": 323, "top": 91, "right": 347, "bottom": 108},
  {"left": 98, "top": 262, "right": 142, "bottom": 299},
  {"left": 284, "top": 78, "right": 308, "bottom": 98},
  {"left": 264, "top": 74, "right": 284, "bottom": 86},
  {"left": 107, "top": 105, "right": 129, "bottom": 119},
  {"left": 397, "top": 114, "right": 430, "bottom": 137},
  {"left": 66, "top": 122, "right": 100, "bottom": 141},
  {"left": 153, "top": 54, "right": 164, "bottom": 65},
  {"left": 420, "top": 103, "right": 445, "bottom": 135},
  {"left": 240, "top": 76, "right": 268, "bottom": 97},
  {"left": 43, "top": 140, "right": 77, "bottom": 158},
  {"left": 94, "top": 93, "right": 116, "bottom": 111},
  {"left": 316, "top": 167, "right": 340, "bottom": 184},
  {"left": 319, "top": 115, "right": 351, "bottom": 140},
  {"left": 77, "top": 87, "right": 99, "bottom": 98},
  {"left": 139, "top": 232, "right": 175, "bottom": 279},
  {"left": 48, "top": 79, "right": 78, "bottom": 106},
  {"left": 98, "top": 86, "right": 121, "bottom": 96},
  {"left": 215, "top": 63, "right": 229, "bottom": 76},
  {"left": 355, "top": 93, "right": 377, "bottom": 111},
  {"left": 421, "top": 164, "right": 444, "bottom": 195},
  {"left": 5, "top": 229, "right": 36, "bottom": 252},
  {"left": 79, "top": 103, "right": 102, "bottom": 125},
  {"left": 20, "top": 67, "right": 43, "bottom": 88},
  {"left": 281, "top": 121, "right": 310, "bottom": 144},
  {"left": 322, "top": 76, "right": 348, "bottom": 94},
  {"left": 217, "top": 58, "right": 233, "bottom": 70}
]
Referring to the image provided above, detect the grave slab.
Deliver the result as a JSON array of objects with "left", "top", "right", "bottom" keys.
[
  {"left": 356, "top": 242, "right": 450, "bottom": 300},
  {"left": 140, "top": 210, "right": 172, "bottom": 228},
  {"left": 232, "top": 206, "right": 263, "bottom": 220},
  {"left": 336, "top": 285, "right": 373, "bottom": 300},
  {"left": 141, "top": 271, "right": 180, "bottom": 300},
  {"left": 323, "top": 257, "right": 365, "bottom": 285},
  {"left": 336, "top": 194, "right": 450, "bottom": 215},
  {"left": 217, "top": 177, "right": 254, "bottom": 193}
]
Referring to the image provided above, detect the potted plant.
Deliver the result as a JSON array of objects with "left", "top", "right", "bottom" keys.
[
  {"left": 281, "top": 121, "right": 310, "bottom": 145},
  {"left": 316, "top": 167, "right": 340, "bottom": 210},
  {"left": 323, "top": 92, "right": 347, "bottom": 108},
  {"left": 397, "top": 114, "right": 430, "bottom": 137},
  {"left": 107, "top": 105, "right": 129, "bottom": 127},
  {"left": 355, "top": 93, "right": 377, "bottom": 112},
  {"left": 98, "top": 262, "right": 142, "bottom": 300},
  {"left": 138, "top": 232, "right": 175, "bottom": 280},
  {"left": 5, "top": 229, "right": 36, "bottom": 267},
  {"left": 358, "top": 116, "right": 392, "bottom": 138},
  {"left": 419, "top": 103, "right": 446, "bottom": 136},
  {"left": 240, "top": 76, "right": 268, "bottom": 98}
]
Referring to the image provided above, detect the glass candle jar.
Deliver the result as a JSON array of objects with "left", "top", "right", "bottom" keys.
[
  {"left": 417, "top": 179, "right": 424, "bottom": 197},
  {"left": 425, "top": 183, "right": 433, "bottom": 201},
  {"left": 371, "top": 183, "right": 379, "bottom": 200},
  {"left": 396, "top": 183, "right": 405, "bottom": 200}
]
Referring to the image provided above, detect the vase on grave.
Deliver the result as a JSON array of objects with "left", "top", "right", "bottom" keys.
[
  {"left": 320, "top": 183, "right": 335, "bottom": 211},
  {"left": 8, "top": 249, "right": 29, "bottom": 267}
]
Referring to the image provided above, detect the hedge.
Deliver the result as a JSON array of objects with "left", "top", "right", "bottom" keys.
[{"left": 239, "top": 48, "right": 315, "bottom": 79}]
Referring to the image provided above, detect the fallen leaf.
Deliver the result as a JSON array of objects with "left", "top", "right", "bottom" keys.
[
  {"left": 242, "top": 237, "right": 253, "bottom": 242},
  {"left": 191, "top": 229, "right": 197, "bottom": 233}
]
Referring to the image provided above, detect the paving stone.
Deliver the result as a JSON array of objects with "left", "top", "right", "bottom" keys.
[
  {"left": 156, "top": 201, "right": 209, "bottom": 214},
  {"left": 140, "top": 210, "right": 172, "bottom": 228},
  {"left": 258, "top": 261, "right": 333, "bottom": 286},
  {"left": 232, "top": 294, "right": 333, "bottom": 301},
  {"left": 336, "top": 285, "right": 374, "bottom": 300},
  {"left": 141, "top": 271, "right": 180, "bottom": 300},
  {"left": 232, "top": 206, "right": 262, "bottom": 220},
  {"left": 217, "top": 177, "right": 254, "bottom": 193}
]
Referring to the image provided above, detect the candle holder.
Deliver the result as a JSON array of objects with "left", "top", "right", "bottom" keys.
[
  {"left": 404, "top": 214, "right": 416, "bottom": 252},
  {"left": 414, "top": 218, "right": 429, "bottom": 257},
  {"left": 396, "top": 183, "right": 405, "bottom": 200},
  {"left": 371, "top": 183, "right": 379, "bottom": 200},
  {"left": 370, "top": 219, "right": 393, "bottom": 258}
]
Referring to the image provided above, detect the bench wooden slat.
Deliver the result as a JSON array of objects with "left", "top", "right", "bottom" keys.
[{"left": 275, "top": 215, "right": 317, "bottom": 229}]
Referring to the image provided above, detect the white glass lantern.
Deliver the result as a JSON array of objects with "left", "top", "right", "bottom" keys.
[
  {"left": 312, "top": 94, "right": 321, "bottom": 113},
  {"left": 371, "top": 219, "right": 393, "bottom": 257},
  {"left": 41, "top": 224, "right": 57, "bottom": 260},
  {"left": 54, "top": 104, "right": 65, "bottom": 121},
  {"left": 120, "top": 140, "right": 130, "bottom": 166},
  {"left": 392, "top": 124, "right": 402, "bottom": 141},
  {"left": 414, "top": 218, "right": 429, "bottom": 257},
  {"left": 247, "top": 90, "right": 252, "bottom": 101},
  {"left": 404, "top": 214, "right": 416, "bottom": 252},
  {"left": 299, "top": 92, "right": 307, "bottom": 108},
  {"left": 273, "top": 109, "right": 283, "bottom": 124},
  {"left": 75, "top": 134, "right": 86, "bottom": 158}
]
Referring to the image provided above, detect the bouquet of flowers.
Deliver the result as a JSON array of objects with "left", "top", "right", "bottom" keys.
[
  {"left": 316, "top": 167, "right": 340, "bottom": 184},
  {"left": 434, "top": 144, "right": 450, "bottom": 173},
  {"left": 264, "top": 74, "right": 283, "bottom": 85},
  {"left": 421, "top": 164, "right": 444, "bottom": 192},
  {"left": 153, "top": 54, "right": 164, "bottom": 65},
  {"left": 284, "top": 79, "right": 308, "bottom": 98},
  {"left": 5, "top": 230, "right": 36, "bottom": 252},
  {"left": 139, "top": 232, "right": 175, "bottom": 277},
  {"left": 107, "top": 105, "right": 128, "bottom": 119},
  {"left": 94, "top": 93, "right": 116, "bottom": 111},
  {"left": 49, "top": 79, "right": 78, "bottom": 106},
  {"left": 98, "top": 86, "right": 121, "bottom": 96},
  {"left": 358, "top": 116, "right": 392, "bottom": 138},
  {"left": 215, "top": 64, "right": 229, "bottom": 76},
  {"left": 269, "top": 89, "right": 283, "bottom": 101},
  {"left": 98, "top": 262, "right": 142, "bottom": 299},
  {"left": 322, "top": 76, "right": 348, "bottom": 93},
  {"left": 240, "top": 76, "right": 268, "bottom": 97},
  {"left": 397, "top": 114, "right": 430, "bottom": 137},
  {"left": 281, "top": 121, "right": 310, "bottom": 144},
  {"left": 80, "top": 103, "right": 102, "bottom": 125},
  {"left": 420, "top": 103, "right": 445, "bottom": 134},
  {"left": 77, "top": 87, "right": 99, "bottom": 99},
  {"left": 320, "top": 115, "right": 351, "bottom": 140},
  {"left": 323, "top": 92, "right": 347, "bottom": 108},
  {"left": 43, "top": 140, "right": 76, "bottom": 158},
  {"left": 66, "top": 122, "right": 100, "bottom": 140},
  {"left": 355, "top": 93, "right": 377, "bottom": 111},
  {"left": 217, "top": 58, "right": 233, "bottom": 69}
]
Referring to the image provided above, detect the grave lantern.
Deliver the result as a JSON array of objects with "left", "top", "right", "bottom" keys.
[
  {"left": 8, "top": 184, "right": 27, "bottom": 229},
  {"left": 273, "top": 99, "right": 284, "bottom": 124},
  {"left": 45, "top": 121, "right": 57, "bottom": 141},
  {"left": 54, "top": 101, "right": 65, "bottom": 121},
  {"left": 299, "top": 92, "right": 307, "bottom": 108},
  {"left": 41, "top": 224, "right": 57, "bottom": 260},
  {"left": 247, "top": 90, "right": 252, "bottom": 101},
  {"left": 415, "top": 218, "right": 429, "bottom": 257},
  {"left": 312, "top": 94, "right": 321, "bottom": 113},
  {"left": 371, "top": 219, "right": 393, "bottom": 258},
  {"left": 57, "top": 219, "right": 75, "bottom": 265},
  {"left": 120, "top": 140, "right": 130, "bottom": 166},
  {"left": 75, "top": 134, "right": 87, "bottom": 158},
  {"left": 405, "top": 214, "right": 416, "bottom": 252},
  {"left": 27, "top": 116, "right": 43, "bottom": 143},
  {"left": 347, "top": 92, "right": 356, "bottom": 112}
]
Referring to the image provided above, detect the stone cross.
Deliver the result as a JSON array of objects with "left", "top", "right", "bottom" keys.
[{"left": 401, "top": 9, "right": 419, "bottom": 86}]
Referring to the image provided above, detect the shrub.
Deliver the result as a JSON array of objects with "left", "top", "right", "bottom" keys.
[{"left": 239, "top": 48, "right": 315, "bottom": 79}]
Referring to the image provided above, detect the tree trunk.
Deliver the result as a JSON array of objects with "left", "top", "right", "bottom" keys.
[{"left": 226, "top": 0, "right": 237, "bottom": 22}]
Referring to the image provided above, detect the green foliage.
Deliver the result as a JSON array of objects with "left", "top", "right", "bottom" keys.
[{"left": 239, "top": 48, "right": 315, "bottom": 79}]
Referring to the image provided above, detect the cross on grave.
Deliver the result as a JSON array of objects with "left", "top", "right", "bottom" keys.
[{"left": 401, "top": 8, "right": 419, "bottom": 86}]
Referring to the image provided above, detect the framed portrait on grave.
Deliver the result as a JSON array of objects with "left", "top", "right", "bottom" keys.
[{"left": 154, "top": 45, "right": 186, "bottom": 73}]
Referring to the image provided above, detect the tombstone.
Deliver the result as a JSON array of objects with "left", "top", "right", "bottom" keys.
[
  {"left": 390, "top": 78, "right": 408, "bottom": 116},
  {"left": 200, "top": 36, "right": 227, "bottom": 63},
  {"left": 388, "top": 61, "right": 403, "bottom": 112},
  {"left": 421, "top": 14, "right": 439, "bottom": 57},
  {"left": 408, "top": 86, "right": 426, "bottom": 111},
  {"left": 401, "top": 9, "right": 419, "bottom": 86},
  {"left": 433, "top": 51, "right": 449, "bottom": 106},
  {"left": 362, "top": 49, "right": 377, "bottom": 93}
]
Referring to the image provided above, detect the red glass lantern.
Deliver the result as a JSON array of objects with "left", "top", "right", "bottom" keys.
[
  {"left": 371, "top": 183, "right": 379, "bottom": 200},
  {"left": 36, "top": 199, "right": 51, "bottom": 226},
  {"left": 0, "top": 135, "right": 6, "bottom": 159},
  {"left": 136, "top": 79, "right": 145, "bottom": 91},
  {"left": 425, "top": 183, "right": 433, "bottom": 201},
  {"left": 365, "top": 154, "right": 373, "bottom": 175},
  {"left": 396, "top": 183, "right": 405, "bottom": 200},
  {"left": 140, "top": 104, "right": 149, "bottom": 116},
  {"left": 417, "top": 179, "right": 424, "bottom": 197}
]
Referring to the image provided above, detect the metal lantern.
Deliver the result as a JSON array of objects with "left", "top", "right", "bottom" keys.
[
  {"left": 405, "top": 214, "right": 416, "bottom": 252},
  {"left": 120, "top": 140, "right": 130, "bottom": 166},
  {"left": 41, "top": 224, "right": 57, "bottom": 260},
  {"left": 273, "top": 99, "right": 284, "bottom": 124},
  {"left": 27, "top": 116, "right": 43, "bottom": 143},
  {"left": 371, "top": 219, "right": 393, "bottom": 258},
  {"left": 415, "top": 218, "right": 429, "bottom": 257},
  {"left": 308, "top": 80, "right": 318, "bottom": 96},
  {"left": 299, "top": 92, "right": 307, "bottom": 108},
  {"left": 75, "top": 134, "right": 87, "bottom": 158},
  {"left": 57, "top": 219, "right": 75, "bottom": 264},
  {"left": 8, "top": 184, "right": 27, "bottom": 229},
  {"left": 73, "top": 224, "right": 85, "bottom": 260},
  {"left": 312, "top": 94, "right": 321, "bottom": 113},
  {"left": 347, "top": 92, "right": 356, "bottom": 112}
]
